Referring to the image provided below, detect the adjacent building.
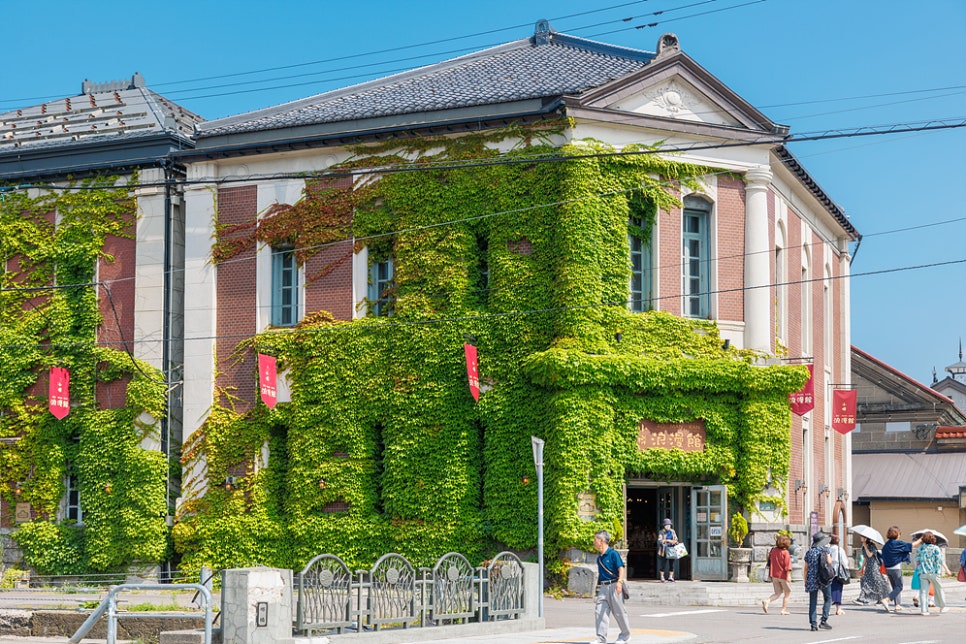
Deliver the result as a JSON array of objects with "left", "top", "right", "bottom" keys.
[
  {"left": 851, "top": 346, "right": 966, "bottom": 548},
  {"left": 0, "top": 75, "right": 200, "bottom": 575}
]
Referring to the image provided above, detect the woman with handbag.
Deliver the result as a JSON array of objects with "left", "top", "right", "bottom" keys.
[
  {"left": 761, "top": 534, "right": 792, "bottom": 615},
  {"left": 657, "top": 518, "right": 678, "bottom": 583},
  {"left": 854, "top": 535, "right": 890, "bottom": 605},
  {"left": 828, "top": 535, "right": 848, "bottom": 615}
]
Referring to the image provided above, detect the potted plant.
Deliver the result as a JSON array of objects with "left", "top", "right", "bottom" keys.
[{"left": 728, "top": 512, "right": 752, "bottom": 582}]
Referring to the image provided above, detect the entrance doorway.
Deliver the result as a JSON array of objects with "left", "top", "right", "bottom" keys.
[{"left": 624, "top": 484, "right": 691, "bottom": 580}]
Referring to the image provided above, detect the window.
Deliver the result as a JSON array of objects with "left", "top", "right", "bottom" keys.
[
  {"left": 682, "top": 196, "right": 711, "bottom": 318},
  {"left": 801, "top": 247, "right": 811, "bottom": 355},
  {"left": 65, "top": 472, "right": 82, "bottom": 524},
  {"left": 271, "top": 245, "right": 299, "bottom": 326},
  {"left": 775, "top": 223, "right": 787, "bottom": 345},
  {"left": 629, "top": 217, "right": 653, "bottom": 312},
  {"left": 368, "top": 257, "right": 394, "bottom": 316}
]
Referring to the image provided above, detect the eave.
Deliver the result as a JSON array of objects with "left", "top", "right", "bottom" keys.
[{"left": 178, "top": 98, "right": 564, "bottom": 162}]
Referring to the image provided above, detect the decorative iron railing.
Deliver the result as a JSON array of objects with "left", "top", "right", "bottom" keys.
[{"left": 296, "top": 551, "right": 525, "bottom": 636}]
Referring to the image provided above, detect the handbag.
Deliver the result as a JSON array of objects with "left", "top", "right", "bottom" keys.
[
  {"left": 958, "top": 566, "right": 966, "bottom": 583},
  {"left": 911, "top": 568, "right": 921, "bottom": 591},
  {"left": 833, "top": 548, "right": 850, "bottom": 585},
  {"left": 879, "top": 563, "right": 886, "bottom": 575},
  {"left": 835, "top": 563, "right": 850, "bottom": 585},
  {"left": 598, "top": 556, "right": 629, "bottom": 600},
  {"left": 667, "top": 543, "right": 688, "bottom": 559}
]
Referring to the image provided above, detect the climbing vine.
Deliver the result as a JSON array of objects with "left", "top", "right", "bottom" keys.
[
  {"left": 0, "top": 177, "right": 168, "bottom": 575},
  {"left": 175, "top": 121, "right": 807, "bottom": 573}
]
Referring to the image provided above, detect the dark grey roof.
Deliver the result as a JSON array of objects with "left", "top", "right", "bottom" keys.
[
  {"left": 853, "top": 452, "right": 966, "bottom": 500},
  {"left": 1, "top": 73, "right": 202, "bottom": 155},
  {"left": 196, "top": 28, "right": 654, "bottom": 139}
]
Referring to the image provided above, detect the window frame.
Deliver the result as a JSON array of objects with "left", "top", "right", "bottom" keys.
[
  {"left": 368, "top": 257, "right": 395, "bottom": 317},
  {"left": 64, "top": 472, "right": 83, "bottom": 525},
  {"left": 270, "top": 244, "right": 300, "bottom": 327},
  {"left": 628, "top": 216, "right": 653, "bottom": 312},
  {"left": 682, "top": 196, "right": 712, "bottom": 319}
]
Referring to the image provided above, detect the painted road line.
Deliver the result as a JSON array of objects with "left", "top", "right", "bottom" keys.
[{"left": 640, "top": 608, "right": 727, "bottom": 618}]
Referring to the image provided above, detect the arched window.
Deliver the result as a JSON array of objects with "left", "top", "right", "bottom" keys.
[
  {"left": 775, "top": 222, "right": 787, "bottom": 346},
  {"left": 682, "top": 196, "right": 712, "bottom": 318}
]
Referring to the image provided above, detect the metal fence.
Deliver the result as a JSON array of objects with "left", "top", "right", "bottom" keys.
[{"left": 296, "top": 551, "right": 525, "bottom": 636}]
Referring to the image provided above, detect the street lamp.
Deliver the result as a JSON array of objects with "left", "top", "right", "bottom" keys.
[{"left": 531, "top": 436, "right": 544, "bottom": 619}]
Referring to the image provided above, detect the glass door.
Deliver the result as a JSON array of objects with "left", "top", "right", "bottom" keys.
[{"left": 690, "top": 485, "right": 728, "bottom": 580}]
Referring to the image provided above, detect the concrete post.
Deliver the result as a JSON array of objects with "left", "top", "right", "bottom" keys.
[{"left": 221, "top": 567, "right": 294, "bottom": 644}]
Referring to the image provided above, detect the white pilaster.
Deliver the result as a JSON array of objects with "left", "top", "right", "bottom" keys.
[
  {"left": 182, "top": 163, "right": 218, "bottom": 467},
  {"left": 743, "top": 166, "right": 772, "bottom": 353}
]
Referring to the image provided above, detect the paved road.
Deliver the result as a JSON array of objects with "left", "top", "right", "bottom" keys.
[
  {"left": 1, "top": 590, "right": 964, "bottom": 643},
  {"left": 410, "top": 595, "right": 966, "bottom": 643}
]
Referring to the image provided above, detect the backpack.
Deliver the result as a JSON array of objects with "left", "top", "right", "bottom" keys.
[{"left": 816, "top": 548, "right": 836, "bottom": 587}]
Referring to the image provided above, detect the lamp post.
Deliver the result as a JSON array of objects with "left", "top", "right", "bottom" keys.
[{"left": 531, "top": 436, "right": 544, "bottom": 618}]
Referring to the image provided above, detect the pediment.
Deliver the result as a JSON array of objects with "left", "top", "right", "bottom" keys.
[
  {"left": 610, "top": 77, "right": 741, "bottom": 127},
  {"left": 578, "top": 54, "right": 779, "bottom": 135}
]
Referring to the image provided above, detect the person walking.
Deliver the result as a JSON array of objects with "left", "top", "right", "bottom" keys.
[
  {"left": 853, "top": 535, "right": 889, "bottom": 605},
  {"left": 593, "top": 529, "right": 631, "bottom": 644},
  {"left": 656, "top": 518, "right": 678, "bottom": 583},
  {"left": 915, "top": 531, "right": 948, "bottom": 615},
  {"left": 880, "top": 526, "right": 921, "bottom": 612},
  {"left": 828, "top": 534, "right": 847, "bottom": 615},
  {"left": 803, "top": 531, "right": 833, "bottom": 631},
  {"left": 762, "top": 533, "right": 792, "bottom": 615}
]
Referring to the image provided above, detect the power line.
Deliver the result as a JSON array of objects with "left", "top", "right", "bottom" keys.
[
  {"left": 2, "top": 256, "right": 963, "bottom": 354},
  {"left": 6, "top": 117, "right": 964, "bottom": 190},
  {"left": 0, "top": 0, "right": 657, "bottom": 107}
]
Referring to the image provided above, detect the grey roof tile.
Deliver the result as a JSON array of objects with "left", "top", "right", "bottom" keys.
[
  {"left": 0, "top": 74, "right": 203, "bottom": 154},
  {"left": 197, "top": 31, "right": 654, "bottom": 138}
]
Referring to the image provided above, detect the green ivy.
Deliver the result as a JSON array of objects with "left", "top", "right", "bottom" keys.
[
  {"left": 176, "top": 125, "right": 807, "bottom": 571},
  {"left": 0, "top": 177, "right": 169, "bottom": 574}
]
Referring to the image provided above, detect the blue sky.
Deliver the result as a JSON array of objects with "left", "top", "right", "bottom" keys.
[{"left": 2, "top": 0, "right": 964, "bottom": 385}]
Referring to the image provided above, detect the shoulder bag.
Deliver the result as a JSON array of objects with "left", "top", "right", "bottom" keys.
[{"left": 598, "top": 555, "right": 630, "bottom": 600}]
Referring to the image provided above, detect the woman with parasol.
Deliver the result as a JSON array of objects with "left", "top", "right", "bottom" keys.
[{"left": 851, "top": 526, "right": 889, "bottom": 606}]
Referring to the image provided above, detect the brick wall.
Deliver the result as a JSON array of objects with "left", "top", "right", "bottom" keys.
[
  {"left": 305, "top": 240, "right": 354, "bottom": 320},
  {"left": 303, "top": 173, "right": 355, "bottom": 321},
  {"left": 715, "top": 175, "right": 745, "bottom": 321},
  {"left": 96, "top": 209, "right": 136, "bottom": 409},
  {"left": 216, "top": 185, "right": 258, "bottom": 411},
  {"left": 657, "top": 202, "right": 681, "bottom": 316}
]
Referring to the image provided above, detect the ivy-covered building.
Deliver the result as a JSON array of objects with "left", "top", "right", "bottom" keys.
[
  {"left": 0, "top": 75, "right": 200, "bottom": 576},
  {"left": 173, "top": 23, "right": 860, "bottom": 580}
]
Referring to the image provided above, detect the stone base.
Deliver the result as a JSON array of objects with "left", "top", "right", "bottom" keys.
[{"left": 567, "top": 564, "right": 597, "bottom": 596}]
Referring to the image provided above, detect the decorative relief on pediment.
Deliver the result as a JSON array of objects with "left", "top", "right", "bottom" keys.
[{"left": 617, "top": 79, "right": 739, "bottom": 127}]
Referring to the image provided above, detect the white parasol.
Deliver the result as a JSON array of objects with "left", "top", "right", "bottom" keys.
[
  {"left": 848, "top": 524, "right": 884, "bottom": 544},
  {"left": 955, "top": 525, "right": 966, "bottom": 537},
  {"left": 910, "top": 528, "right": 948, "bottom": 547}
]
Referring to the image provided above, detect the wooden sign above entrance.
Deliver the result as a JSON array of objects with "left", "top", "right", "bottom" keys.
[{"left": 637, "top": 419, "right": 706, "bottom": 452}]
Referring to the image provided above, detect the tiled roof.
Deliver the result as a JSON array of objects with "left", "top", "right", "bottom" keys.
[
  {"left": 0, "top": 73, "right": 202, "bottom": 153},
  {"left": 936, "top": 426, "right": 966, "bottom": 440},
  {"left": 196, "top": 26, "right": 654, "bottom": 138}
]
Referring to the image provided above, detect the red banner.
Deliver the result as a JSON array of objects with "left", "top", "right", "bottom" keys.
[
  {"left": 789, "top": 364, "right": 815, "bottom": 416},
  {"left": 464, "top": 343, "right": 479, "bottom": 401},
  {"left": 831, "top": 389, "right": 857, "bottom": 434},
  {"left": 49, "top": 367, "right": 70, "bottom": 419},
  {"left": 258, "top": 353, "right": 278, "bottom": 409}
]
